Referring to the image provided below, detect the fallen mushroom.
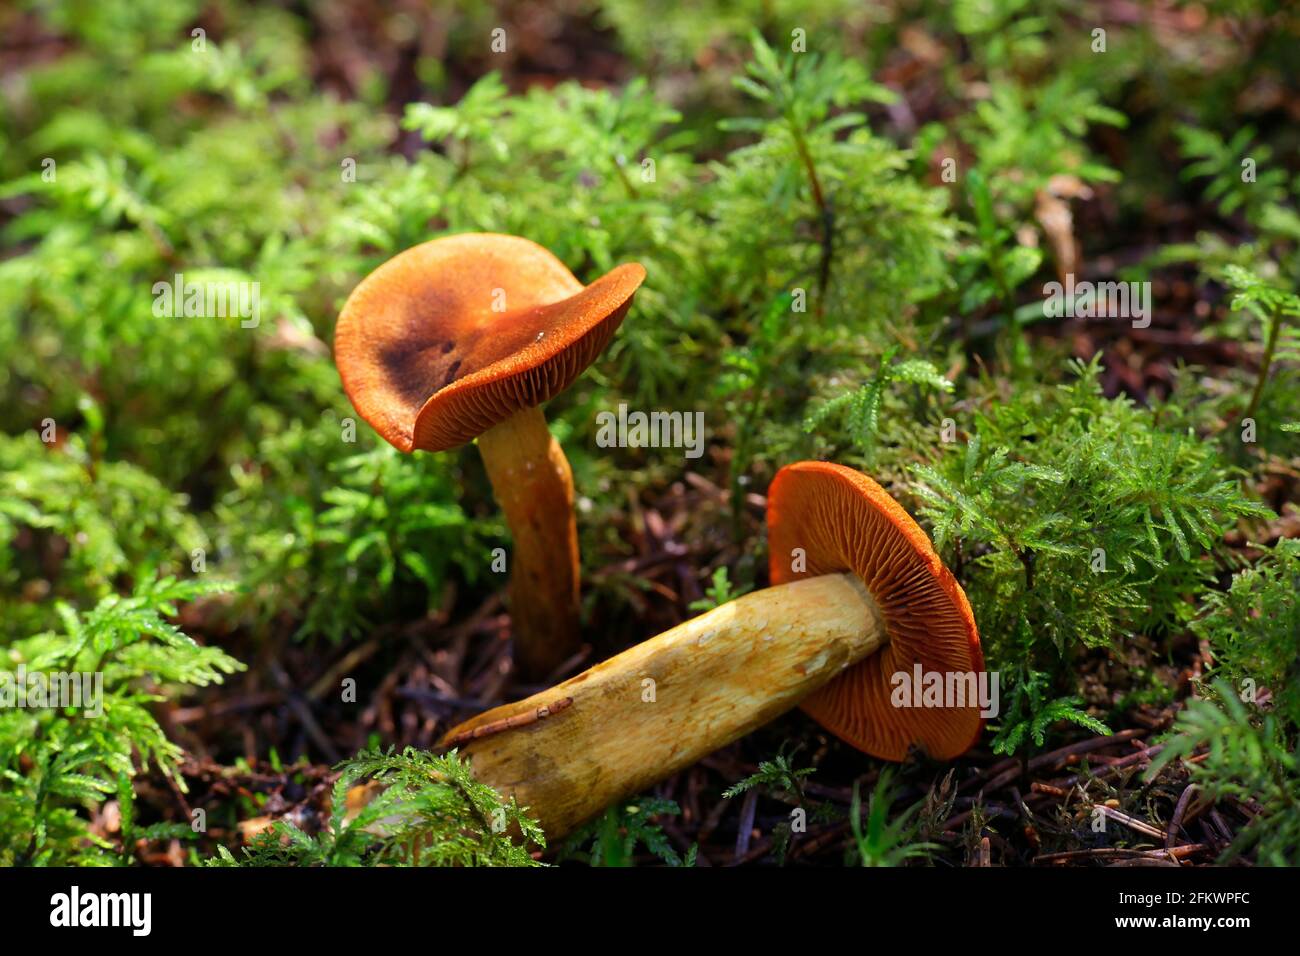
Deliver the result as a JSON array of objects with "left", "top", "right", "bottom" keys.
[
  {"left": 441, "top": 460, "right": 985, "bottom": 839},
  {"left": 334, "top": 233, "right": 646, "bottom": 679}
]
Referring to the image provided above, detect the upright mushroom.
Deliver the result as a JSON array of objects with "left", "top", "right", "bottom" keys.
[
  {"left": 441, "top": 461, "right": 984, "bottom": 839},
  {"left": 334, "top": 233, "right": 646, "bottom": 679}
]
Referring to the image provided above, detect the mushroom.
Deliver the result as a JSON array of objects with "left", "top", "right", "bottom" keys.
[
  {"left": 440, "top": 460, "right": 984, "bottom": 839},
  {"left": 334, "top": 233, "right": 646, "bottom": 679}
]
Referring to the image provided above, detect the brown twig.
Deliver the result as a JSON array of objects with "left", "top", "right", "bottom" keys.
[
  {"left": 441, "top": 696, "right": 574, "bottom": 749},
  {"left": 269, "top": 662, "right": 340, "bottom": 762},
  {"left": 1167, "top": 784, "right": 1197, "bottom": 849},
  {"left": 1033, "top": 844, "right": 1207, "bottom": 865},
  {"left": 1098, "top": 805, "right": 1166, "bottom": 841}
]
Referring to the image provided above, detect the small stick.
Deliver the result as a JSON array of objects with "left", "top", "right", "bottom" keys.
[
  {"left": 1040, "top": 742, "right": 1166, "bottom": 792},
  {"left": 1031, "top": 782, "right": 1068, "bottom": 797},
  {"left": 443, "top": 696, "right": 574, "bottom": 749},
  {"left": 269, "top": 662, "right": 340, "bottom": 762},
  {"left": 1167, "top": 784, "right": 1197, "bottom": 849},
  {"left": 307, "top": 637, "right": 381, "bottom": 701},
  {"left": 791, "top": 821, "right": 853, "bottom": 861},
  {"left": 1098, "top": 805, "right": 1166, "bottom": 841},
  {"left": 1033, "top": 844, "right": 1207, "bottom": 865},
  {"left": 734, "top": 789, "right": 759, "bottom": 863},
  {"left": 964, "top": 728, "right": 1148, "bottom": 792}
]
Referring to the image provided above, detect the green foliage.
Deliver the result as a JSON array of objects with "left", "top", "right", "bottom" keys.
[
  {"left": 914, "top": 357, "right": 1272, "bottom": 753},
  {"left": 115, "top": 772, "right": 195, "bottom": 866},
  {"left": 1193, "top": 540, "right": 1300, "bottom": 726},
  {"left": 805, "top": 346, "right": 953, "bottom": 462},
  {"left": 714, "top": 34, "right": 953, "bottom": 325},
  {"left": 0, "top": 576, "right": 243, "bottom": 865},
  {"left": 959, "top": 79, "right": 1125, "bottom": 211},
  {"left": 0, "top": 26, "right": 383, "bottom": 485},
  {"left": 702, "top": 30, "right": 957, "bottom": 496},
  {"left": 1156, "top": 125, "right": 1299, "bottom": 338},
  {"left": 688, "top": 565, "right": 750, "bottom": 613},
  {"left": 1176, "top": 125, "right": 1297, "bottom": 232},
  {"left": 956, "top": 167, "right": 1044, "bottom": 360},
  {"left": 559, "top": 797, "right": 692, "bottom": 867},
  {"left": 723, "top": 749, "right": 820, "bottom": 865},
  {"left": 214, "top": 748, "right": 544, "bottom": 867},
  {"left": 600, "top": 0, "right": 875, "bottom": 72},
  {"left": 992, "top": 671, "right": 1112, "bottom": 756},
  {"left": 1150, "top": 684, "right": 1299, "bottom": 866},
  {"left": 402, "top": 72, "right": 511, "bottom": 169},
  {"left": 0, "top": 432, "right": 206, "bottom": 636},
  {"left": 712, "top": 292, "right": 796, "bottom": 529},
  {"left": 1223, "top": 265, "right": 1300, "bottom": 425},
  {"left": 723, "top": 751, "right": 815, "bottom": 802},
  {"left": 848, "top": 770, "right": 938, "bottom": 867},
  {"left": 1156, "top": 264, "right": 1300, "bottom": 458},
  {"left": 213, "top": 429, "right": 485, "bottom": 642},
  {"left": 1226, "top": 265, "right": 1300, "bottom": 326},
  {"left": 950, "top": 0, "right": 1053, "bottom": 59}
]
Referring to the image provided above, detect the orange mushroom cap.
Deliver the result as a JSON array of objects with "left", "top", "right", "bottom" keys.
[
  {"left": 334, "top": 233, "right": 646, "bottom": 452},
  {"left": 767, "top": 461, "right": 984, "bottom": 761}
]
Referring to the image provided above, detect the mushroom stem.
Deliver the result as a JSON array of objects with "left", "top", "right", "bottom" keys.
[
  {"left": 476, "top": 404, "right": 581, "bottom": 680},
  {"left": 443, "top": 572, "right": 885, "bottom": 839}
]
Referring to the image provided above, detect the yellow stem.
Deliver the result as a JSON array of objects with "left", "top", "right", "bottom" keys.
[
  {"left": 444, "top": 573, "right": 885, "bottom": 839},
  {"left": 476, "top": 405, "right": 581, "bottom": 680}
]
